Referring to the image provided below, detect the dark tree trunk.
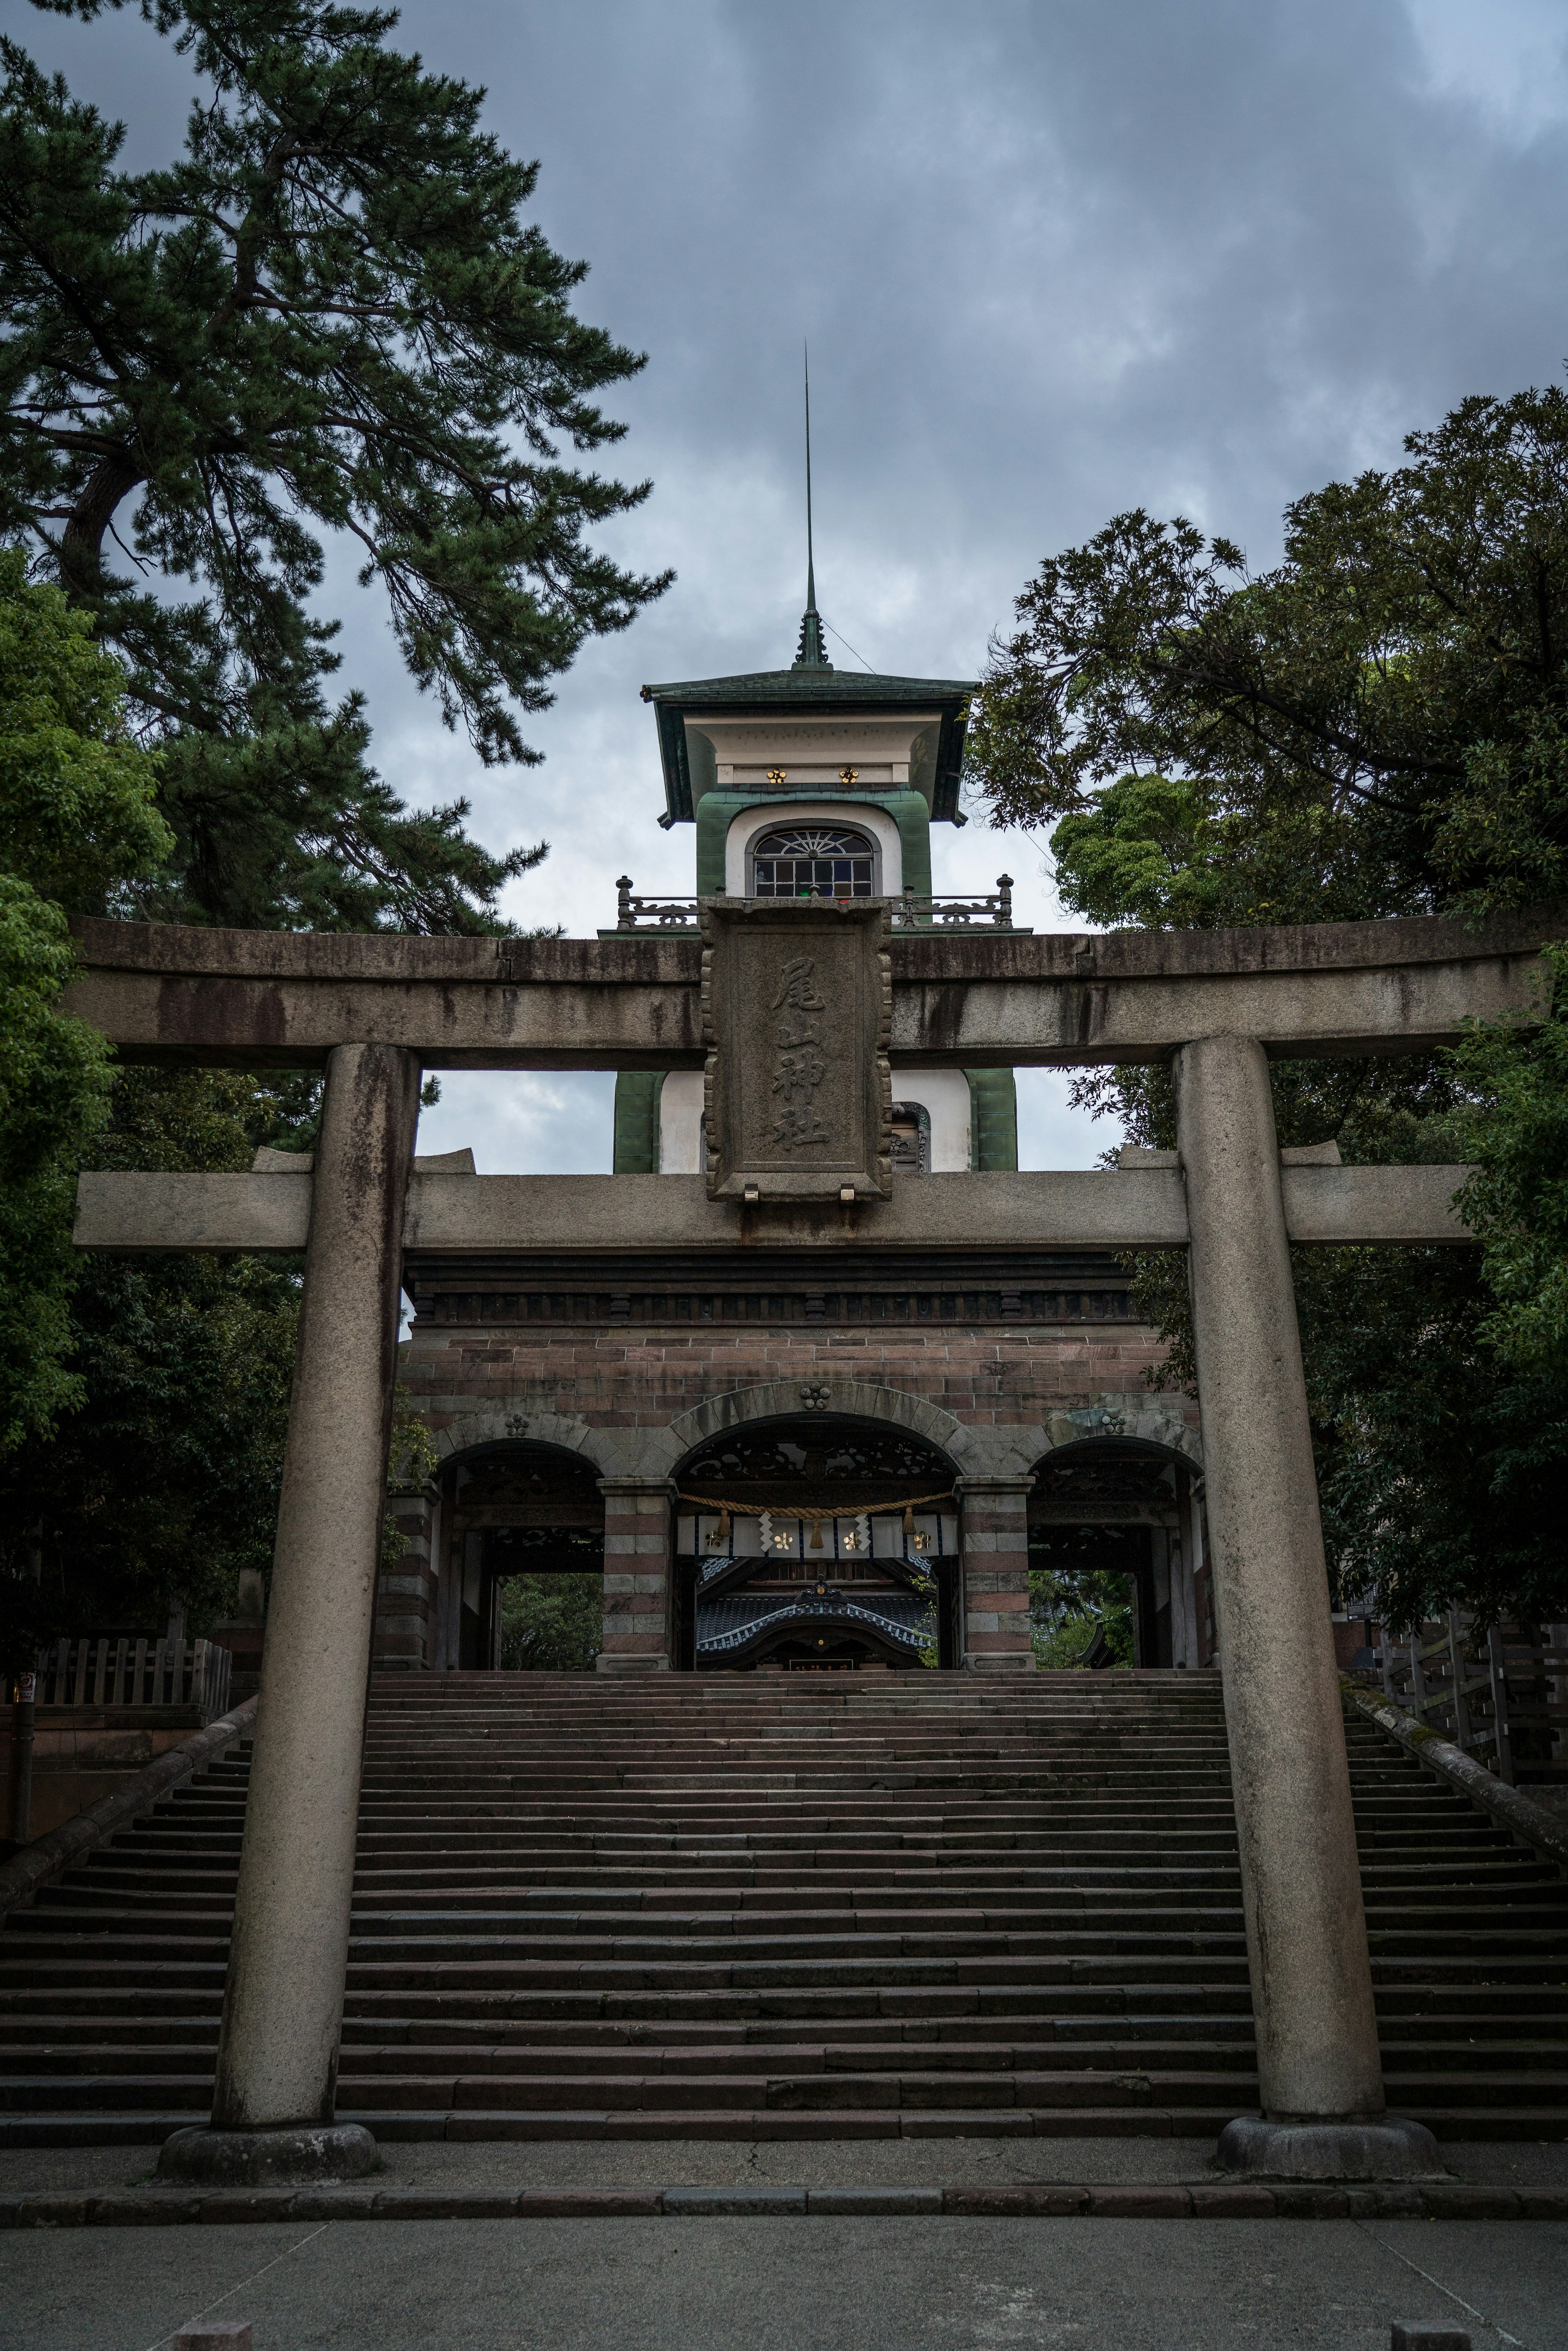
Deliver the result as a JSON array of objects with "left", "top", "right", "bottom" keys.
[{"left": 60, "top": 453, "right": 147, "bottom": 595}]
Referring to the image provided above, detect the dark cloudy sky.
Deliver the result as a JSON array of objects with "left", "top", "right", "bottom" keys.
[{"left": 11, "top": 0, "right": 1568, "bottom": 1167}]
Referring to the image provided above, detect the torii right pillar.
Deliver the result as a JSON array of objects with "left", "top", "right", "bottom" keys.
[{"left": 1176, "top": 1033, "right": 1441, "bottom": 2180}]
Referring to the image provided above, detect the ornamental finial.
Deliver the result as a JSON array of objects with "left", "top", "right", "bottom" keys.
[{"left": 793, "top": 343, "right": 832, "bottom": 669}]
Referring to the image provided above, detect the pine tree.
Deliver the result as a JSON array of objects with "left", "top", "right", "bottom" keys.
[{"left": 0, "top": 0, "right": 671, "bottom": 930}]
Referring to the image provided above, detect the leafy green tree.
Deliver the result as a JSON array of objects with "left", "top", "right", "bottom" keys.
[
  {"left": 1029, "top": 1562, "right": 1134, "bottom": 1669},
  {"left": 971, "top": 387, "right": 1568, "bottom": 926},
  {"left": 0, "top": 884, "right": 112, "bottom": 1460},
  {"left": 499, "top": 1573, "right": 602, "bottom": 1672},
  {"left": 1452, "top": 943, "right": 1568, "bottom": 1378},
  {"left": 0, "top": 550, "right": 167, "bottom": 1462},
  {"left": 971, "top": 387, "right": 1568, "bottom": 1631},
  {"left": 0, "top": 1064, "right": 312, "bottom": 1676},
  {"left": 1296, "top": 1244, "right": 1564, "bottom": 1635},
  {"left": 0, "top": 0, "right": 670, "bottom": 930},
  {"left": 0, "top": 0, "right": 673, "bottom": 1676}
]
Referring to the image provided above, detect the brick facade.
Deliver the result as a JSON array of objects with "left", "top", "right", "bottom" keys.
[
  {"left": 372, "top": 1312, "right": 1203, "bottom": 1677},
  {"left": 401, "top": 1320, "right": 1175, "bottom": 1435}
]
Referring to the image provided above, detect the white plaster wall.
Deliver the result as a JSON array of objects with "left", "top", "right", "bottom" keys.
[
  {"left": 658, "top": 1068, "right": 706, "bottom": 1174},
  {"left": 724, "top": 801, "right": 904, "bottom": 896},
  {"left": 891, "top": 1067, "right": 972, "bottom": 1172},
  {"left": 697, "top": 715, "right": 933, "bottom": 790}
]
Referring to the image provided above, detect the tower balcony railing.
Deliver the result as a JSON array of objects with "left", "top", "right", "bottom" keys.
[{"left": 612, "top": 876, "right": 1025, "bottom": 932}]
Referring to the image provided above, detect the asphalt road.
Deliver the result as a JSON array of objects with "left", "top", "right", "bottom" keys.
[{"left": 5, "top": 2217, "right": 1565, "bottom": 2351}]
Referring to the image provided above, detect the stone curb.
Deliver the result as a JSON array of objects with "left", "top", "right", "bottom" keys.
[
  {"left": 0, "top": 2185, "right": 1563, "bottom": 2228},
  {"left": 0, "top": 1696, "right": 260, "bottom": 1923}
]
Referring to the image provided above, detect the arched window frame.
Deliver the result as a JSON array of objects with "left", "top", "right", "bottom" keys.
[{"left": 746, "top": 820, "right": 880, "bottom": 900}]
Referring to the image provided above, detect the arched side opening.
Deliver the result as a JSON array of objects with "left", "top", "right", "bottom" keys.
[
  {"left": 671, "top": 1413, "right": 962, "bottom": 1672},
  {"left": 435, "top": 1440, "right": 606, "bottom": 1671},
  {"left": 1028, "top": 1437, "right": 1209, "bottom": 1669}
]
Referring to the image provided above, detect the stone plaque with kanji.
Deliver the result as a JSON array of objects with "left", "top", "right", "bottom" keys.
[{"left": 702, "top": 900, "right": 892, "bottom": 1203}]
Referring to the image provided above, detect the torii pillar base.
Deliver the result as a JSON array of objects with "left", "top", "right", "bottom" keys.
[
  {"left": 1218, "top": 2113, "right": 1445, "bottom": 2182},
  {"left": 156, "top": 2122, "right": 377, "bottom": 2188}
]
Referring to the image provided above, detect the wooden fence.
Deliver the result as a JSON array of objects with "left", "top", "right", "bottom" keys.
[
  {"left": 32, "top": 1637, "right": 233, "bottom": 1722},
  {"left": 1374, "top": 1614, "right": 1568, "bottom": 1792}
]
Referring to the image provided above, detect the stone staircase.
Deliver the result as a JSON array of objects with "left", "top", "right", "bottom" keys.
[{"left": 0, "top": 1672, "right": 1564, "bottom": 2145}]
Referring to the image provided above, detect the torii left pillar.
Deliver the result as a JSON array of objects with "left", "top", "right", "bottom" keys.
[{"left": 159, "top": 1043, "right": 419, "bottom": 2186}]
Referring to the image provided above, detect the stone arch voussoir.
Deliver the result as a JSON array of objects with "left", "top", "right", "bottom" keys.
[
  {"left": 428, "top": 1408, "right": 654, "bottom": 1484},
  {"left": 1038, "top": 1394, "right": 1203, "bottom": 1474},
  {"left": 664, "top": 1379, "right": 974, "bottom": 1477}
]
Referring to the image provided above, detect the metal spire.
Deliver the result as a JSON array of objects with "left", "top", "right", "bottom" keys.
[{"left": 793, "top": 343, "right": 831, "bottom": 669}]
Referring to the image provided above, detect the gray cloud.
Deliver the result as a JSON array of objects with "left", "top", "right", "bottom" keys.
[{"left": 9, "top": 0, "right": 1568, "bottom": 1166}]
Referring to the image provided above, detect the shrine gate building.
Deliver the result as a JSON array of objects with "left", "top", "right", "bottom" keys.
[{"left": 381, "top": 593, "right": 1211, "bottom": 1682}]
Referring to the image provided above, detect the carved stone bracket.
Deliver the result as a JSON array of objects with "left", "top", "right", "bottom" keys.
[{"left": 701, "top": 899, "right": 892, "bottom": 1203}]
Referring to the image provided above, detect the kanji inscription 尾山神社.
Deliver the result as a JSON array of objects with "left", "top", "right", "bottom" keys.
[
  {"left": 701, "top": 898, "right": 893, "bottom": 1203},
  {"left": 768, "top": 956, "right": 830, "bottom": 1149}
]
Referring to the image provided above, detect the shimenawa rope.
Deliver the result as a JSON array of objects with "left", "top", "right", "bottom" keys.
[{"left": 675, "top": 1489, "right": 954, "bottom": 1552}]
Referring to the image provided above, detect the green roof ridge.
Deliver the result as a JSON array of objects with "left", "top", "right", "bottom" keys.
[{"left": 641, "top": 668, "right": 976, "bottom": 702}]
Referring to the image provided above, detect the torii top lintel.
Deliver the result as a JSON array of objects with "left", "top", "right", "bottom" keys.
[{"left": 62, "top": 906, "right": 1559, "bottom": 1074}]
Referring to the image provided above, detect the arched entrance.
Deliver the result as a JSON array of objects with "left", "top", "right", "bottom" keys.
[
  {"left": 672, "top": 1414, "right": 962, "bottom": 1671},
  {"left": 436, "top": 1441, "right": 605, "bottom": 1670},
  {"left": 1028, "top": 1437, "right": 1208, "bottom": 1669}
]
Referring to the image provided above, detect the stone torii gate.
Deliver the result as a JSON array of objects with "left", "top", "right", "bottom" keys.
[{"left": 63, "top": 903, "right": 1552, "bottom": 2186}]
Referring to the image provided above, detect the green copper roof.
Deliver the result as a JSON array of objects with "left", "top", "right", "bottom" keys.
[
  {"left": 640, "top": 666, "right": 976, "bottom": 705},
  {"left": 639, "top": 664, "right": 977, "bottom": 826}
]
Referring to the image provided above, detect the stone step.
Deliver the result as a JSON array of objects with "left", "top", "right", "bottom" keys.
[
  {"left": 319, "top": 2069, "right": 1261, "bottom": 2116},
  {"left": 51, "top": 1880, "right": 1252, "bottom": 1915},
  {"left": 16, "top": 2031, "right": 1551, "bottom": 2088},
  {"left": 2, "top": 1672, "right": 1562, "bottom": 2148}
]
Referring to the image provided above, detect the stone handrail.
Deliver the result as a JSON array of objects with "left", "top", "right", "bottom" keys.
[
  {"left": 0, "top": 1694, "right": 258, "bottom": 1923},
  {"left": 1344, "top": 1681, "right": 1568, "bottom": 1872}
]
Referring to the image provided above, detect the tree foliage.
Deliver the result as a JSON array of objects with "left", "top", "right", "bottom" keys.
[
  {"left": 0, "top": 1065, "right": 313, "bottom": 1675},
  {"left": 0, "top": 551, "right": 167, "bottom": 1456},
  {"left": 0, "top": 2, "right": 675, "bottom": 1675},
  {"left": 972, "top": 387, "right": 1568, "bottom": 927},
  {"left": 499, "top": 1573, "right": 602, "bottom": 1672},
  {"left": 1029, "top": 1562, "right": 1134, "bottom": 1669},
  {"left": 1298, "top": 1245, "right": 1564, "bottom": 1634},
  {"left": 1452, "top": 943, "right": 1568, "bottom": 1379},
  {"left": 973, "top": 386, "right": 1568, "bottom": 1632},
  {"left": 0, "top": 0, "right": 670, "bottom": 930}
]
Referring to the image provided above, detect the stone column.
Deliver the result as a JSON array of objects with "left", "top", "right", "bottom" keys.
[
  {"left": 1176, "top": 1032, "right": 1437, "bottom": 2181},
  {"left": 160, "top": 1043, "right": 420, "bottom": 2188},
  {"left": 957, "top": 1477, "right": 1036, "bottom": 1672},
  {"left": 597, "top": 1480, "right": 672, "bottom": 1673}
]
